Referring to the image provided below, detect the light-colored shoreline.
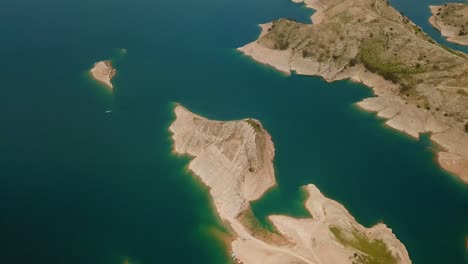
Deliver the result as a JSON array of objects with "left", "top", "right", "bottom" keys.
[
  {"left": 90, "top": 60, "right": 116, "bottom": 89},
  {"left": 170, "top": 104, "right": 411, "bottom": 264},
  {"left": 237, "top": 0, "right": 468, "bottom": 183},
  {"left": 428, "top": 5, "right": 468, "bottom": 46}
]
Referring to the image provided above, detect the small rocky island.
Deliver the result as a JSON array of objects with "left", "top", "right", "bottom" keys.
[
  {"left": 429, "top": 3, "right": 468, "bottom": 46},
  {"left": 170, "top": 104, "right": 411, "bottom": 264},
  {"left": 238, "top": 0, "right": 468, "bottom": 182},
  {"left": 90, "top": 60, "right": 116, "bottom": 89}
]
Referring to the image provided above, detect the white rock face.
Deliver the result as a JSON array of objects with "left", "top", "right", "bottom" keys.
[
  {"left": 169, "top": 105, "right": 411, "bottom": 264},
  {"left": 429, "top": 5, "right": 468, "bottom": 46},
  {"left": 169, "top": 105, "right": 276, "bottom": 219}
]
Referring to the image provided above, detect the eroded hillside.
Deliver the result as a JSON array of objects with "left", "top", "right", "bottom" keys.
[{"left": 239, "top": 0, "right": 468, "bottom": 181}]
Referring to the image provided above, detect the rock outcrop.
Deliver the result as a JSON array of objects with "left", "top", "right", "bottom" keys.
[{"left": 90, "top": 60, "right": 116, "bottom": 89}]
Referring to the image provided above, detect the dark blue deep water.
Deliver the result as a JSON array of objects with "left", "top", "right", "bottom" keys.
[{"left": 0, "top": 0, "right": 467, "bottom": 263}]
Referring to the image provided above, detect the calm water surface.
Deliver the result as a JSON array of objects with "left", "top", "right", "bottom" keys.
[{"left": 0, "top": 0, "right": 467, "bottom": 263}]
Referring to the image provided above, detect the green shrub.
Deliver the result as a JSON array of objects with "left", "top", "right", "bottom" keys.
[{"left": 329, "top": 226, "right": 397, "bottom": 264}]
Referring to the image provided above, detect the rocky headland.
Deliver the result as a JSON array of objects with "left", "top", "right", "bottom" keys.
[
  {"left": 238, "top": 0, "right": 468, "bottom": 182},
  {"left": 170, "top": 104, "right": 411, "bottom": 264},
  {"left": 429, "top": 3, "right": 468, "bottom": 46},
  {"left": 90, "top": 60, "right": 116, "bottom": 89}
]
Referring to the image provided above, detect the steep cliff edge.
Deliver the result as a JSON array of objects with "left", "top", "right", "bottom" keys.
[{"left": 170, "top": 104, "right": 411, "bottom": 264}]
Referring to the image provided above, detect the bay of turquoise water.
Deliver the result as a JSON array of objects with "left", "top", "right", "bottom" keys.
[{"left": 0, "top": 0, "right": 467, "bottom": 263}]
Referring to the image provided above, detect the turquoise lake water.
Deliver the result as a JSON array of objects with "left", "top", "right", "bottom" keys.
[{"left": 0, "top": 0, "right": 467, "bottom": 263}]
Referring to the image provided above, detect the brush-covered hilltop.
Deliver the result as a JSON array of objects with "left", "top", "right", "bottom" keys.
[
  {"left": 238, "top": 0, "right": 468, "bottom": 182},
  {"left": 429, "top": 3, "right": 468, "bottom": 45},
  {"left": 170, "top": 104, "right": 411, "bottom": 264}
]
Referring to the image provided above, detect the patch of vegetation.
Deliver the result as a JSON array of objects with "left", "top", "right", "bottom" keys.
[
  {"left": 399, "top": 83, "right": 413, "bottom": 94},
  {"left": 410, "top": 25, "right": 430, "bottom": 41},
  {"left": 329, "top": 226, "right": 397, "bottom": 264},
  {"left": 465, "top": 122, "right": 468, "bottom": 133},
  {"left": 459, "top": 27, "right": 467, "bottom": 36},
  {"left": 239, "top": 210, "right": 288, "bottom": 245},
  {"left": 267, "top": 19, "right": 297, "bottom": 50},
  {"left": 359, "top": 39, "right": 424, "bottom": 88},
  {"left": 349, "top": 57, "right": 359, "bottom": 67},
  {"left": 240, "top": 210, "right": 267, "bottom": 234},
  {"left": 274, "top": 36, "right": 289, "bottom": 50},
  {"left": 457, "top": 89, "right": 468, "bottom": 97},
  {"left": 437, "top": 43, "right": 465, "bottom": 58},
  {"left": 245, "top": 119, "right": 263, "bottom": 133}
]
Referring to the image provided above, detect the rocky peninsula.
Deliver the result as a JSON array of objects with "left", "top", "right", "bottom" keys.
[
  {"left": 170, "top": 104, "right": 411, "bottom": 264},
  {"left": 238, "top": 0, "right": 468, "bottom": 182},
  {"left": 90, "top": 60, "right": 116, "bottom": 89},
  {"left": 429, "top": 3, "right": 468, "bottom": 46}
]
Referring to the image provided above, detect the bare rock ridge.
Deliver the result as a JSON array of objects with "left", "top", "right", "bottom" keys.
[
  {"left": 238, "top": 0, "right": 468, "bottom": 182},
  {"left": 170, "top": 104, "right": 411, "bottom": 264},
  {"left": 90, "top": 60, "right": 116, "bottom": 89},
  {"left": 429, "top": 3, "right": 468, "bottom": 46}
]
